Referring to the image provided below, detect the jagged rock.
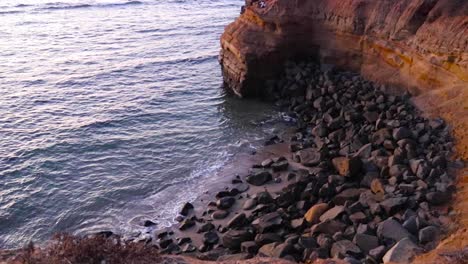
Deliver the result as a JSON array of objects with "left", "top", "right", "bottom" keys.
[
  {"left": 222, "top": 229, "right": 254, "bottom": 250},
  {"left": 333, "top": 188, "right": 361, "bottom": 205},
  {"left": 319, "top": 206, "right": 345, "bottom": 222},
  {"left": 353, "top": 233, "right": 379, "bottom": 253},
  {"left": 382, "top": 238, "right": 422, "bottom": 263},
  {"left": 241, "top": 241, "right": 259, "bottom": 254},
  {"left": 380, "top": 197, "right": 408, "bottom": 215},
  {"left": 419, "top": 226, "right": 440, "bottom": 244},
  {"left": 377, "top": 218, "right": 415, "bottom": 242},
  {"left": 180, "top": 202, "right": 194, "bottom": 216}
]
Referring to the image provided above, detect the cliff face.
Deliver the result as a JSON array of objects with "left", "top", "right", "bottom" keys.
[
  {"left": 220, "top": 0, "right": 468, "bottom": 158},
  {"left": 220, "top": 1, "right": 468, "bottom": 263}
]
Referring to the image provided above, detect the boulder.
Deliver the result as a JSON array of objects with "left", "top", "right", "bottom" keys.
[
  {"left": 180, "top": 202, "right": 194, "bottom": 216},
  {"left": 353, "top": 233, "right": 379, "bottom": 253},
  {"left": 332, "top": 156, "right": 362, "bottom": 177},
  {"left": 296, "top": 148, "right": 323, "bottom": 166},
  {"left": 255, "top": 233, "right": 283, "bottom": 246},
  {"left": 382, "top": 238, "right": 421, "bottom": 263},
  {"left": 246, "top": 171, "right": 272, "bottom": 186},
  {"left": 258, "top": 242, "right": 294, "bottom": 258},
  {"left": 304, "top": 203, "right": 329, "bottom": 223},
  {"left": 217, "top": 197, "right": 236, "bottom": 210},
  {"left": 311, "top": 220, "right": 346, "bottom": 235},
  {"left": 222, "top": 229, "right": 254, "bottom": 250},
  {"left": 331, "top": 240, "right": 362, "bottom": 259},
  {"left": 203, "top": 231, "right": 219, "bottom": 245},
  {"left": 227, "top": 213, "right": 247, "bottom": 229},
  {"left": 377, "top": 218, "right": 415, "bottom": 242},
  {"left": 252, "top": 212, "right": 283, "bottom": 233},
  {"left": 333, "top": 188, "right": 361, "bottom": 205},
  {"left": 319, "top": 206, "right": 345, "bottom": 222},
  {"left": 419, "top": 226, "right": 440, "bottom": 244}
]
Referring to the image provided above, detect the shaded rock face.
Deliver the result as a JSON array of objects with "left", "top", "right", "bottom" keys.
[
  {"left": 220, "top": 0, "right": 468, "bottom": 157},
  {"left": 220, "top": 0, "right": 467, "bottom": 96}
]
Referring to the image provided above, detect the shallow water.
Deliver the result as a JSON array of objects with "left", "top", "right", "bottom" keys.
[{"left": 0, "top": 0, "right": 284, "bottom": 248}]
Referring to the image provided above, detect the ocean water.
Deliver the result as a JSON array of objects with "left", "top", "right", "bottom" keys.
[{"left": 0, "top": 0, "right": 283, "bottom": 248}]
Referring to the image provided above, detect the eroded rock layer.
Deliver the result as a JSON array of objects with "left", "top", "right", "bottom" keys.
[{"left": 220, "top": 0, "right": 468, "bottom": 158}]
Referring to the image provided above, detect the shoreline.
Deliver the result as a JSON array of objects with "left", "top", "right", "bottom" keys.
[{"left": 1, "top": 61, "right": 464, "bottom": 264}]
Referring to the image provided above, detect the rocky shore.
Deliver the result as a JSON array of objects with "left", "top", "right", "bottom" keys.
[{"left": 141, "top": 61, "right": 458, "bottom": 264}]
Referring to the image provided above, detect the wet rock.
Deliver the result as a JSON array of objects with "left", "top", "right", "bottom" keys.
[
  {"left": 332, "top": 157, "right": 362, "bottom": 177},
  {"left": 319, "top": 206, "right": 345, "bottom": 222},
  {"left": 258, "top": 242, "right": 294, "bottom": 258},
  {"left": 179, "top": 219, "right": 195, "bottom": 231},
  {"left": 377, "top": 218, "right": 414, "bottom": 242},
  {"left": 222, "top": 229, "right": 254, "bottom": 250},
  {"left": 180, "top": 202, "right": 194, "bottom": 216},
  {"left": 159, "top": 238, "right": 173, "bottom": 249},
  {"left": 272, "top": 160, "right": 289, "bottom": 172},
  {"left": 143, "top": 220, "right": 157, "bottom": 227},
  {"left": 353, "top": 233, "right": 379, "bottom": 253},
  {"left": 212, "top": 210, "right": 229, "bottom": 220},
  {"left": 419, "top": 226, "right": 439, "bottom": 244},
  {"left": 243, "top": 199, "right": 257, "bottom": 210},
  {"left": 355, "top": 143, "right": 372, "bottom": 159},
  {"left": 203, "top": 231, "right": 219, "bottom": 245},
  {"left": 369, "top": 245, "right": 386, "bottom": 261},
  {"left": 227, "top": 213, "right": 247, "bottom": 229},
  {"left": 217, "top": 197, "right": 236, "bottom": 210},
  {"left": 298, "top": 235, "right": 317, "bottom": 249},
  {"left": 252, "top": 212, "right": 283, "bottom": 233},
  {"left": 304, "top": 203, "right": 328, "bottom": 223},
  {"left": 331, "top": 240, "right": 362, "bottom": 259},
  {"left": 198, "top": 222, "right": 215, "bottom": 233},
  {"left": 246, "top": 171, "right": 272, "bottom": 186},
  {"left": 176, "top": 237, "right": 191, "bottom": 245},
  {"left": 382, "top": 238, "right": 421, "bottom": 263}
]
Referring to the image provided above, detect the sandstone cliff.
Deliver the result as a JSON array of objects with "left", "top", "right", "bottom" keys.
[
  {"left": 220, "top": 1, "right": 467, "bottom": 262},
  {"left": 221, "top": 0, "right": 467, "bottom": 160}
]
